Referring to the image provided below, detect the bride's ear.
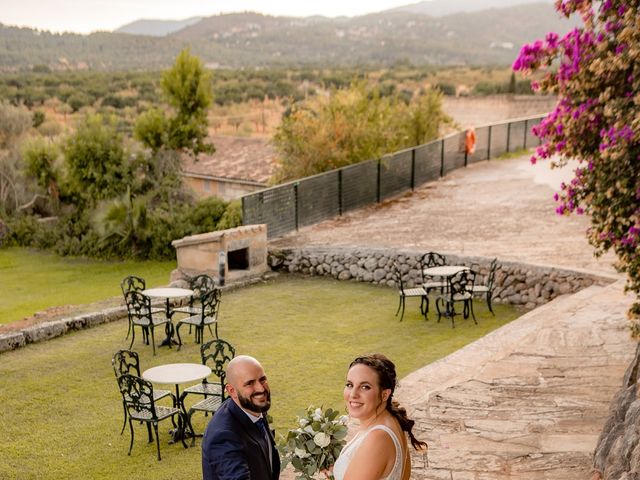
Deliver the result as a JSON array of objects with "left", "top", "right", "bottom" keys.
[{"left": 382, "top": 389, "right": 392, "bottom": 402}]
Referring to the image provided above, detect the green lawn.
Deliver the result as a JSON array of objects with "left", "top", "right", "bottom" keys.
[
  {"left": 0, "top": 273, "right": 522, "bottom": 480},
  {"left": 0, "top": 247, "right": 175, "bottom": 324}
]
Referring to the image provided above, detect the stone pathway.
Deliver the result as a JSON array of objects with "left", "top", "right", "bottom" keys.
[
  {"left": 400, "top": 280, "right": 634, "bottom": 479},
  {"left": 272, "top": 156, "right": 618, "bottom": 275},
  {"left": 274, "top": 154, "right": 636, "bottom": 478}
]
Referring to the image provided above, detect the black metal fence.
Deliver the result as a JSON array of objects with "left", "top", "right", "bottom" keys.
[{"left": 242, "top": 115, "right": 544, "bottom": 239}]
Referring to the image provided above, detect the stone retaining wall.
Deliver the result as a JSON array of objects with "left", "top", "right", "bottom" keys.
[
  {"left": 269, "top": 247, "right": 617, "bottom": 309},
  {"left": 0, "top": 272, "right": 279, "bottom": 355},
  {"left": 593, "top": 344, "right": 640, "bottom": 479},
  {"left": 0, "top": 305, "right": 127, "bottom": 354}
]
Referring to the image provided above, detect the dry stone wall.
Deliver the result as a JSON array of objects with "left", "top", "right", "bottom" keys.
[
  {"left": 0, "top": 306, "right": 126, "bottom": 354},
  {"left": 270, "top": 247, "right": 617, "bottom": 309}
]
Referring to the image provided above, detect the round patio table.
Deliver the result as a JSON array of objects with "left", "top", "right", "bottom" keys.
[
  {"left": 422, "top": 265, "right": 469, "bottom": 277},
  {"left": 142, "top": 287, "right": 193, "bottom": 347},
  {"left": 143, "top": 362, "right": 212, "bottom": 444}
]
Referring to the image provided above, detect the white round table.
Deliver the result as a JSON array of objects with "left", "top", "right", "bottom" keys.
[
  {"left": 143, "top": 363, "right": 211, "bottom": 385},
  {"left": 142, "top": 287, "right": 194, "bottom": 300},
  {"left": 423, "top": 265, "right": 469, "bottom": 277},
  {"left": 142, "top": 288, "right": 194, "bottom": 346},
  {"left": 143, "top": 363, "right": 212, "bottom": 444}
]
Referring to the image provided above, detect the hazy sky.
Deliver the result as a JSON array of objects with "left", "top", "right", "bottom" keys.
[{"left": 0, "top": 0, "right": 426, "bottom": 34}]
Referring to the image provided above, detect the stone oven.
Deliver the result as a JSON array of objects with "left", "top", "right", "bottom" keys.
[{"left": 171, "top": 224, "right": 268, "bottom": 285}]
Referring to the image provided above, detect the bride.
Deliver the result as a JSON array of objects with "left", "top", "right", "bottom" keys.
[{"left": 333, "top": 354, "right": 427, "bottom": 480}]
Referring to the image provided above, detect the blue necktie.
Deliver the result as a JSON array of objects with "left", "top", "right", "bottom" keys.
[
  {"left": 256, "top": 417, "right": 272, "bottom": 468},
  {"left": 256, "top": 417, "right": 269, "bottom": 440}
]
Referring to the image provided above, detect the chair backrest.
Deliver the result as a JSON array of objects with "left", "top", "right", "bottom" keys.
[
  {"left": 125, "top": 290, "right": 153, "bottom": 321},
  {"left": 449, "top": 269, "right": 476, "bottom": 297},
  {"left": 486, "top": 258, "right": 498, "bottom": 289},
  {"left": 117, "top": 374, "right": 158, "bottom": 421},
  {"left": 421, "top": 252, "right": 446, "bottom": 269},
  {"left": 200, "top": 338, "right": 235, "bottom": 397},
  {"left": 189, "top": 274, "right": 217, "bottom": 296},
  {"left": 391, "top": 262, "right": 407, "bottom": 293},
  {"left": 120, "top": 275, "right": 146, "bottom": 297},
  {"left": 112, "top": 349, "right": 141, "bottom": 378},
  {"left": 420, "top": 252, "right": 446, "bottom": 283},
  {"left": 200, "top": 288, "right": 222, "bottom": 319}
]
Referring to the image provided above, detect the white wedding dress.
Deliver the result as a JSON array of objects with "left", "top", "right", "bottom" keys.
[{"left": 333, "top": 425, "right": 403, "bottom": 480}]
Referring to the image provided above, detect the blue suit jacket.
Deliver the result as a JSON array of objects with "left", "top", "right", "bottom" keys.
[{"left": 202, "top": 398, "right": 280, "bottom": 480}]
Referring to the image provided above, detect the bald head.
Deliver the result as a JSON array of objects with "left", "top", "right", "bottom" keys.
[
  {"left": 226, "top": 355, "right": 262, "bottom": 388},
  {"left": 225, "top": 355, "right": 271, "bottom": 414}
]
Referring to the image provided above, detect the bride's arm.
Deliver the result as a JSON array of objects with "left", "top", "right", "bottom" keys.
[{"left": 344, "top": 430, "right": 395, "bottom": 480}]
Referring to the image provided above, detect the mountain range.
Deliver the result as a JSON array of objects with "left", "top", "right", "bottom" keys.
[
  {"left": 0, "top": 1, "right": 575, "bottom": 71},
  {"left": 114, "top": 0, "right": 556, "bottom": 37}
]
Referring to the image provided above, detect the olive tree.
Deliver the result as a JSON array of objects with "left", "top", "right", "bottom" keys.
[{"left": 63, "top": 114, "right": 129, "bottom": 206}]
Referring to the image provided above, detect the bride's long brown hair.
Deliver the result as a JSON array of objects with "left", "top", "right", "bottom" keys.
[{"left": 349, "top": 354, "right": 427, "bottom": 451}]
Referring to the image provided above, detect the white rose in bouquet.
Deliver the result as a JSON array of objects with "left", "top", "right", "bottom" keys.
[
  {"left": 295, "top": 447, "right": 310, "bottom": 458},
  {"left": 313, "top": 432, "right": 331, "bottom": 448},
  {"left": 282, "top": 405, "right": 348, "bottom": 480},
  {"left": 313, "top": 407, "right": 323, "bottom": 422}
]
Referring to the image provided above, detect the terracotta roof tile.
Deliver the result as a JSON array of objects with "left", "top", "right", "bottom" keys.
[{"left": 181, "top": 135, "right": 277, "bottom": 185}]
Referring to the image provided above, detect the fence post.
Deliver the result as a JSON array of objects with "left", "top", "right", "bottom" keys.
[
  {"left": 440, "top": 139, "right": 445, "bottom": 177},
  {"left": 376, "top": 159, "right": 382, "bottom": 203},
  {"left": 241, "top": 196, "right": 247, "bottom": 226},
  {"left": 523, "top": 118, "right": 528, "bottom": 149},
  {"left": 487, "top": 125, "right": 492, "bottom": 160},
  {"left": 294, "top": 183, "right": 299, "bottom": 231},
  {"left": 411, "top": 149, "right": 416, "bottom": 190},
  {"left": 506, "top": 122, "right": 511, "bottom": 153},
  {"left": 338, "top": 169, "right": 343, "bottom": 216}
]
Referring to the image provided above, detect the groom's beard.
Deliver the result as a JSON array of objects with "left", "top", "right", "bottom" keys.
[{"left": 238, "top": 388, "right": 271, "bottom": 414}]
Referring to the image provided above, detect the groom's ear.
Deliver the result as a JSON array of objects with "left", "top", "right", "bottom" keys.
[{"left": 225, "top": 383, "right": 235, "bottom": 397}]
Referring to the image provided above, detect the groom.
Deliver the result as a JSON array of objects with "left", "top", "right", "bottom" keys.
[{"left": 202, "top": 355, "right": 280, "bottom": 480}]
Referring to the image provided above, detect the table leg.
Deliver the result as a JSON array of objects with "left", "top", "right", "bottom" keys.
[
  {"left": 159, "top": 298, "right": 178, "bottom": 347},
  {"left": 168, "top": 385, "right": 194, "bottom": 446}
]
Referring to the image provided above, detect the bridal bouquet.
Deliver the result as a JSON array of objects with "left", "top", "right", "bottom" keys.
[{"left": 280, "top": 405, "right": 349, "bottom": 480}]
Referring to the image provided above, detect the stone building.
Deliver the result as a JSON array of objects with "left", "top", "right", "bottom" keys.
[{"left": 181, "top": 135, "right": 276, "bottom": 201}]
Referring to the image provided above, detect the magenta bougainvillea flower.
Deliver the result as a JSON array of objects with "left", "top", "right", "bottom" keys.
[{"left": 513, "top": 0, "right": 640, "bottom": 328}]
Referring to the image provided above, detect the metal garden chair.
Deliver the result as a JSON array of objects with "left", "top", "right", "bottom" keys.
[
  {"left": 436, "top": 269, "right": 477, "bottom": 328},
  {"left": 175, "top": 288, "right": 221, "bottom": 348},
  {"left": 420, "top": 251, "right": 448, "bottom": 294},
  {"left": 112, "top": 349, "right": 173, "bottom": 434},
  {"left": 183, "top": 338, "right": 235, "bottom": 445},
  {"left": 126, "top": 290, "right": 172, "bottom": 355},
  {"left": 120, "top": 275, "right": 163, "bottom": 341},
  {"left": 173, "top": 274, "right": 217, "bottom": 316},
  {"left": 117, "top": 374, "right": 187, "bottom": 460},
  {"left": 392, "top": 262, "right": 428, "bottom": 322},
  {"left": 470, "top": 258, "right": 498, "bottom": 315}
]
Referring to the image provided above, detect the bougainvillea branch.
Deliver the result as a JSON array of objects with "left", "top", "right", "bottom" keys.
[{"left": 513, "top": 0, "right": 640, "bottom": 332}]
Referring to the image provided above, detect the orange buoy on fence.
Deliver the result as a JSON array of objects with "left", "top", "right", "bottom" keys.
[{"left": 465, "top": 127, "right": 477, "bottom": 155}]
